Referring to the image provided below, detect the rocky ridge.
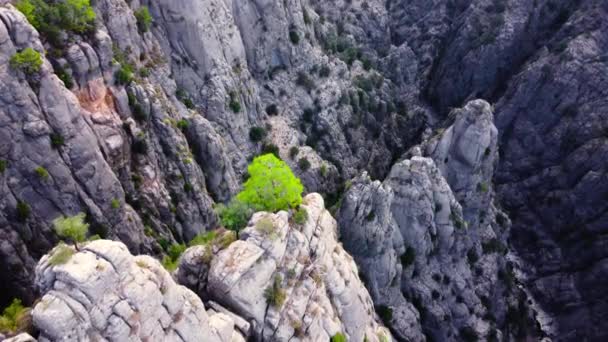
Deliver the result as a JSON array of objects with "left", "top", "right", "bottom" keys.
[{"left": 338, "top": 100, "right": 541, "bottom": 341}]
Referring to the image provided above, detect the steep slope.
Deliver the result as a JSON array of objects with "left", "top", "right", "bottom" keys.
[
  {"left": 338, "top": 100, "right": 540, "bottom": 341},
  {"left": 178, "top": 193, "right": 391, "bottom": 341}
]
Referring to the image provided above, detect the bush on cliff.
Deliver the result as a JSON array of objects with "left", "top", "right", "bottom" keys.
[
  {"left": 10, "top": 48, "right": 42, "bottom": 75},
  {"left": 16, "top": 0, "right": 96, "bottom": 42},
  {"left": 53, "top": 212, "right": 89, "bottom": 250}
]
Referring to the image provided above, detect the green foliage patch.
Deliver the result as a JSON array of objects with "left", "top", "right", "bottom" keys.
[
  {"left": 237, "top": 154, "right": 303, "bottom": 212},
  {"left": 53, "top": 212, "right": 89, "bottom": 248},
  {"left": 10, "top": 48, "right": 42, "bottom": 75},
  {"left": 134, "top": 6, "right": 152, "bottom": 33},
  {"left": 0, "top": 298, "right": 29, "bottom": 334},
  {"left": 16, "top": 0, "right": 96, "bottom": 45}
]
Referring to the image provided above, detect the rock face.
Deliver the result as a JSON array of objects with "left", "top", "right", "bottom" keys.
[
  {"left": 1, "top": 0, "right": 607, "bottom": 339},
  {"left": 31, "top": 240, "right": 245, "bottom": 341},
  {"left": 338, "top": 100, "right": 540, "bottom": 341},
  {"left": 179, "top": 193, "right": 392, "bottom": 342}
]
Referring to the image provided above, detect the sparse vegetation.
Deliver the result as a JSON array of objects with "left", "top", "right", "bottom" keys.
[
  {"left": 376, "top": 305, "right": 393, "bottom": 325},
  {"left": 115, "top": 64, "right": 134, "bottom": 85},
  {"left": 0, "top": 298, "right": 29, "bottom": 335},
  {"left": 400, "top": 247, "right": 415, "bottom": 268},
  {"left": 111, "top": 198, "right": 120, "bottom": 209},
  {"left": 134, "top": 6, "right": 153, "bottom": 33},
  {"left": 216, "top": 199, "right": 253, "bottom": 235},
  {"left": 289, "top": 29, "right": 300, "bottom": 45},
  {"left": 162, "top": 243, "right": 186, "bottom": 271},
  {"left": 265, "top": 103, "right": 278, "bottom": 116},
  {"left": 35, "top": 166, "right": 49, "bottom": 180},
  {"left": 10, "top": 48, "right": 42, "bottom": 75},
  {"left": 298, "top": 157, "right": 311, "bottom": 171},
  {"left": 249, "top": 126, "right": 267, "bottom": 142},
  {"left": 53, "top": 212, "right": 89, "bottom": 249},
  {"left": 255, "top": 217, "right": 276, "bottom": 237},
  {"left": 0, "top": 160, "right": 7, "bottom": 173},
  {"left": 16, "top": 201, "right": 30, "bottom": 222},
  {"left": 48, "top": 243, "right": 75, "bottom": 265},
  {"left": 50, "top": 133, "right": 64, "bottom": 148},
  {"left": 264, "top": 274, "right": 286, "bottom": 308},
  {"left": 331, "top": 333, "right": 347, "bottom": 342},
  {"left": 228, "top": 91, "right": 241, "bottom": 113},
  {"left": 293, "top": 207, "right": 308, "bottom": 225},
  {"left": 289, "top": 146, "right": 299, "bottom": 159}
]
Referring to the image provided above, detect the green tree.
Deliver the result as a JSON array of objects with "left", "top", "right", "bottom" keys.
[
  {"left": 215, "top": 199, "right": 253, "bottom": 236},
  {"left": 53, "top": 212, "right": 89, "bottom": 250},
  {"left": 10, "top": 48, "right": 42, "bottom": 75},
  {"left": 134, "top": 6, "right": 152, "bottom": 32},
  {"left": 237, "top": 154, "right": 303, "bottom": 212}
]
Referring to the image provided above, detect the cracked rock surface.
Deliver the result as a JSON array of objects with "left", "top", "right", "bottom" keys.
[{"left": 31, "top": 240, "right": 245, "bottom": 342}]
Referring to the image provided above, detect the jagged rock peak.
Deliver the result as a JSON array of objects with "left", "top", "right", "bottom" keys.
[{"left": 179, "top": 193, "right": 392, "bottom": 342}]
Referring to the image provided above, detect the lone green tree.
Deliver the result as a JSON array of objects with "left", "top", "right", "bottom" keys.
[
  {"left": 215, "top": 199, "right": 253, "bottom": 237},
  {"left": 53, "top": 212, "right": 89, "bottom": 250},
  {"left": 237, "top": 154, "right": 303, "bottom": 212}
]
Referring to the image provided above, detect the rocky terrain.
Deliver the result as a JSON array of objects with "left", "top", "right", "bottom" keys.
[{"left": 0, "top": 0, "right": 607, "bottom": 340}]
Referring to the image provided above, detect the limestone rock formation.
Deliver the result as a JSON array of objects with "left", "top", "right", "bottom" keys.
[
  {"left": 179, "top": 193, "right": 392, "bottom": 342},
  {"left": 31, "top": 240, "right": 245, "bottom": 341},
  {"left": 338, "top": 100, "right": 540, "bottom": 341}
]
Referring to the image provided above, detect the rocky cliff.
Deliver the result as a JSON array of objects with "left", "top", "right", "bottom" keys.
[
  {"left": 7, "top": 195, "right": 389, "bottom": 342},
  {"left": 1, "top": 0, "right": 607, "bottom": 340}
]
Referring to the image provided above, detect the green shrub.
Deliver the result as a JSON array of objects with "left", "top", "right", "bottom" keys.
[
  {"left": 265, "top": 104, "right": 278, "bottom": 115},
  {"left": 293, "top": 207, "right": 308, "bottom": 224},
  {"left": 298, "top": 157, "right": 311, "bottom": 171},
  {"left": 53, "top": 213, "right": 89, "bottom": 249},
  {"left": 216, "top": 199, "right": 253, "bottom": 234},
  {"left": 261, "top": 143, "right": 280, "bottom": 158},
  {"left": 237, "top": 154, "right": 303, "bottom": 212},
  {"left": 10, "top": 48, "right": 42, "bottom": 75},
  {"left": 400, "top": 247, "right": 415, "bottom": 268},
  {"left": 16, "top": 0, "right": 96, "bottom": 38},
  {"left": 319, "top": 164, "right": 327, "bottom": 177},
  {"left": 376, "top": 305, "right": 393, "bottom": 325},
  {"left": 134, "top": 6, "right": 152, "bottom": 33},
  {"left": 289, "top": 146, "right": 299, "bottom": 159},
  {"left": 48, "top": 243, "right": 75, "bottom": 265},
  {"left": 0, "top": 298, "right": 29, "bottom": 335},
  {"left": 50, "top": 133, "right": 64, "bottom": 148},
  {"left": 296, "top": 71, "right": 315, "bottom": 91},
  {"left": 176, "top": 119, "right": 189, "bottom": 131},
  {"left": 167, "top": 243, "right": 186, "bottom": 261},
  {"left": 249, "top": 126, "right": 267, "bottom": 142},
  {"left": 264, "top": 274, "right": 286, "bottom": 308},
  {"left": 111, "top": 198, "right": 120, "bottom": 209},
  {"left": 16, "top": 201, "right": 30, "bottom": 222},
  {"left": 189, "top": 230, "right": 218, "bottom": 247},
  {"left": 35, "top": 166, "right": 49, "bottom": 179},
  {"left": 54, "top": 64, "right": 74, "bottom": 88},
  {"left": 161, "top": 255, "right": 179, "bottom": 271},
  {"left": 228, "top": 91, "right": 241, "bottom": 113},
  {"left": 0, "top": 160, "right": 6, "bottom": 173},
  {"left": 289, "top": 30, "right": 300, "bottom": 45},
  {"left": 318, "top": 65, "right": 330, "bottom": 78},
  {"left": 331, "top": 333, "right": 347, "bottom": 342},
  {"left": 115, "top": 64, "right": 134, "bottom": 85}
]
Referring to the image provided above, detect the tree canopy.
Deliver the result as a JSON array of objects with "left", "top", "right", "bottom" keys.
[
  {"left": 236, "top": 154, "right": 303, "bottom": 212},
  {"left": 53, "top": 212, "right": 89, "bottom": 248}
]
